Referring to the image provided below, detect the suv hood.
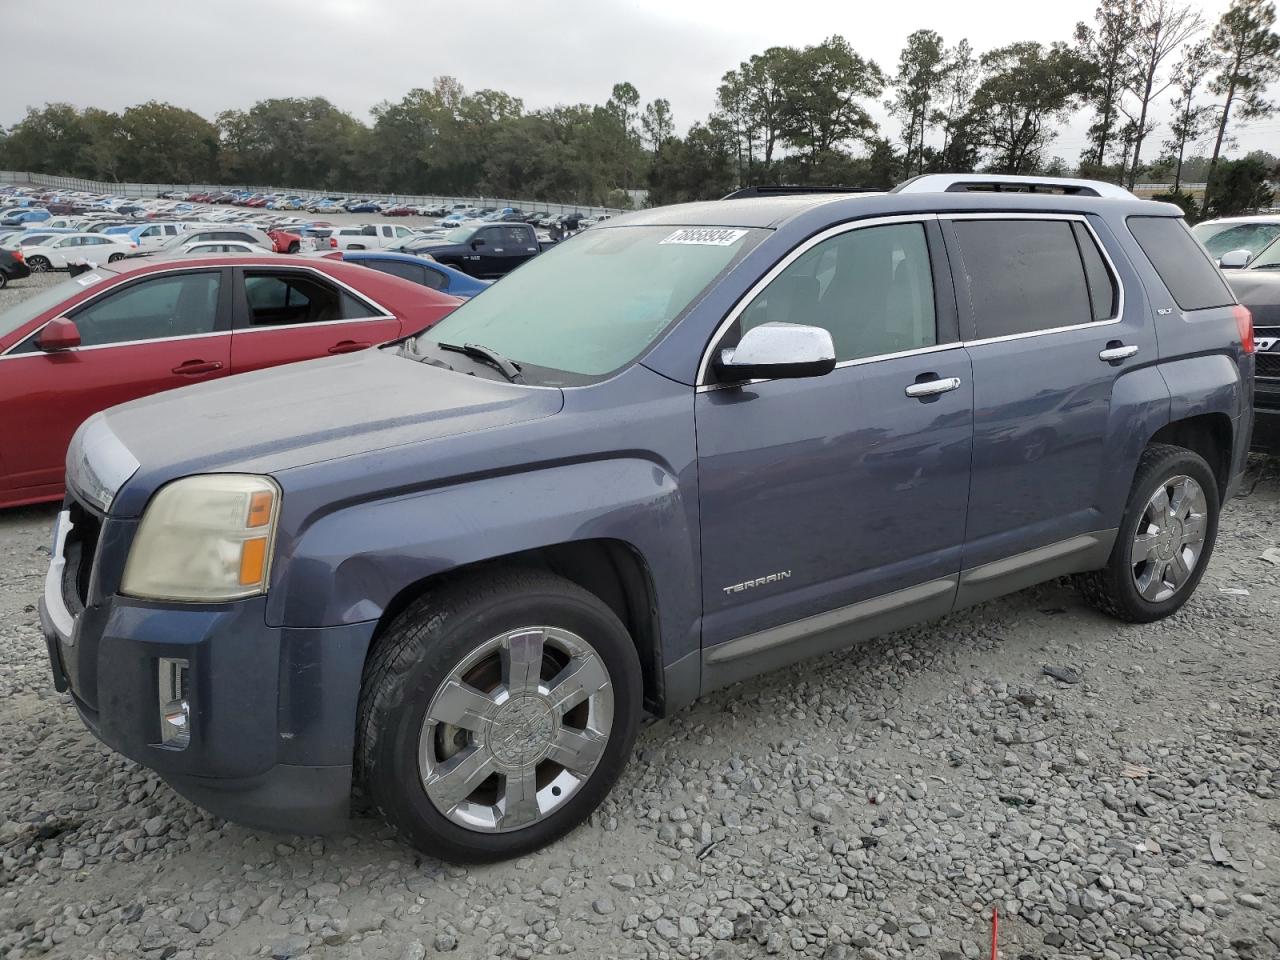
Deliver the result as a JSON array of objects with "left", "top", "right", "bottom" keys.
[{"left": 83, "top": 349, "right": 563, "bottom": 517}]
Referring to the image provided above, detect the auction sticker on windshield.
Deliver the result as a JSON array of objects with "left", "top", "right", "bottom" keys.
[
  {"left": 75, "top": 273, "right": 103, "bottom": 287},
  {"left": 659, "top": 228, "right": 748, "bottom": 246}
]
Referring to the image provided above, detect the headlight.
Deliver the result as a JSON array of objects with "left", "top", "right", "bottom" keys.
[{"left": 122, "top": 474, "right": 281, "bottom": 602}]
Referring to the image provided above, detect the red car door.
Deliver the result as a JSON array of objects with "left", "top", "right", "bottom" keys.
[
  {"left": 0, "top": 267, "right": 232, "bottom": 502},
  {"left": 229, "top": 265, "right": 402, "bottom": 373}
]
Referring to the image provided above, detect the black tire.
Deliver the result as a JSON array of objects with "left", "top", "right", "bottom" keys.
[
  {"left": 1076, "top": 443, "right": 1220, "bottom": 623},
  {"left": 0, "top": 272, "right": 7, "bottom": 289},
  {"left": 357, "top": 568, "right": 643, "bottom": 863},
  {"left": 287, "top": 241, "right": 301, "bottom": 254},
  {"left": 108, "top": 253, "right": 124, "bottom": 263},
  {"left": 27, "top": 256, "right": 50, "bottom": 273}
]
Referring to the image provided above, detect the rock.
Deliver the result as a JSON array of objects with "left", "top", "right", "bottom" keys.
[
  {"left": 399, "top": 942, "right": 426, "bottom": 960},
  {"left": 810, "top": 802, "right": 833, "bottom": 823},
  {"left": 1043, "top": 665, "right": 1082, "bottom": 684},
  {"left": 591, "top": 898, "right": 615, "bottom": 915},
  {"left": 609, "top": 874, "right": 636, "bottom": 891},
  {"left": 432, "top": 932, "right": 457, "bottom": 952},
  {"left": 655, "top": 918, "right": 680, "bottom": 941},
  {"left": 270, "top": 935, "right": 311, "bottom": 959}
]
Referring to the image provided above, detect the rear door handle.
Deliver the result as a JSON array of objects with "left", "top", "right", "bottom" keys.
[
  {"left": 904, "top": 376, "right": 962, "bottom": 398},
  {"left": 328, "top": 340, "right": 370, "bottom": 354},
  {"left": 1099, "top": 343, "right": 1139, "bottom": 362},
  {"left": 172, "top": 360, "right": 223, "bottom": 375}
]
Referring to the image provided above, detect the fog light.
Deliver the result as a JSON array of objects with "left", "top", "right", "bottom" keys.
[{"left": 158, "top": 657, "right": 190, "bottom": 749}]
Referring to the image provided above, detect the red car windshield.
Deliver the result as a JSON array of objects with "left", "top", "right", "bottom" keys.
[{"left": 0, "top": 267, "right": 121, "bottom": 344}]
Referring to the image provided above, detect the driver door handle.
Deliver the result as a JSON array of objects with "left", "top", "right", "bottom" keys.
[
  {"left": 904, "top": 376, "right": 962, "bottom": 398},
  {"left": 172, "top": 359, "right": 223, "bottom": 375},
  {"left": 328, "top": 340, "right": 370, "bottom": 354}
]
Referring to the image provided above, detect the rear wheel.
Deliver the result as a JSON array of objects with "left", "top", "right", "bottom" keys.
[
  {"left": 1077, "top": 443, "right": 1219, "bottom": 622},
  {"left": 358, "top": 568, "right": 642, "bottom": 862},
  {"left": 107, "top": 253, "right": 124, "bottom": 263},
  {"left": 0, "top": 272, "right": 7, "bottom": 289},
  {"left": 26, "top": 256, "right": 50, "bottom": 273}
]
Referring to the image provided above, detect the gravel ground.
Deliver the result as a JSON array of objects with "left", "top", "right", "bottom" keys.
[{"left": 1, "top": 269, "right": 1278, "bottom": 959}]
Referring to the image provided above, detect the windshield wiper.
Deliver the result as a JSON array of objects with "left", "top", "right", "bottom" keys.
[{"left": 438, "top": 342, "right": 524, "bottom": 383}]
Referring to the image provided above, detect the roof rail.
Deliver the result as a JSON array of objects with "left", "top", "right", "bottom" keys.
[
  {"left": 892, "top": 174, "right": 1133, "bottom": 200},
  {"left": 721, "top": 184, "right": 884, "bottom": 200}
]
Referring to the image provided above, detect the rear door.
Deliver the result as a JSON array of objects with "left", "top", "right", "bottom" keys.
[
  {"left": 229, "top": 265, "right": 402, "bottom": 373},
  {"left": 943, "top": 214, "right": 1154, "bottom": 599},
  {"left": 0, "top": 268, "right": 231, "bottom": 494},
  {"left": 504, "top": 225, "right": 540, "bottom": 273}
]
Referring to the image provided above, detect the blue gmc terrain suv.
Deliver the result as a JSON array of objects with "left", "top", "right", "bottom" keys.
[{"left": 41, "top": 174, "right": 1256, "bottom": 862}]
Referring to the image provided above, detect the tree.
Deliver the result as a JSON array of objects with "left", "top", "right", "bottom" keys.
[
  {"left": 889, "top": 30, "right": 947, "bottom": 177},
  {"left": 777, "top": 35, "right": 886, "bottom": 172},
  {"left": 1162, "top": 41, "right": 1215, "bottom": 190},
  {"left": 1125, "top": 0, "right": 1205, "bottom": 188},
  {"left": 933, "top": 39, "right": 979, "bottom": 163},
  {"left": 2, "top": 104, "right": 94, "bottom": 177},
  {"left": 1204, "top": 155, "right": 1276, "bottom": 213},
  {"left": 1205, "top": 0, "right": 1280, "bottom": 212},
  {"left": 647, "top": 123, "right": 736, "bottom": 204},
  {"left": 641, "top": 99, "right": 674, "bottom": 153},
  {"left": 1074, "top": 0, "right": 1140, "bottom": 168},
  {"left": 967, "top": 42, "right": 1088, "bottom": 173},
  {"left": 119, "top": 102, "right": 219, "bottom": 183}
]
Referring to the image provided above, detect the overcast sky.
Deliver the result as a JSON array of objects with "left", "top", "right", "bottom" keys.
[{"left": 3, "top": 0, "right": 1277, "bottom": 161}]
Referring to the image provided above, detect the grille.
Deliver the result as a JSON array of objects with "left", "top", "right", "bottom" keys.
[{"left": 1258, "top": 352, "right": 1280, "bottom": 380}]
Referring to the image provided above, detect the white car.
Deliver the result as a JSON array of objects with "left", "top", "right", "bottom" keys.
[
  {"left": 176, "top": 240, "right": 273, "bottom": 256},
  {"left": 21, "top": 233, "right": 138, "bottom": 271},
  {"left": 1191, "top": 215, "right": 1280, "bottom": 269}
]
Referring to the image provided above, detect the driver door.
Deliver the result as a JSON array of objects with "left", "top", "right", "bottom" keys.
[
  {"left": 1, "top": 268, "right": 232, "bottom": 494},
  {"left": 695, "top": 218, "right": 973, "bottom": 683}
]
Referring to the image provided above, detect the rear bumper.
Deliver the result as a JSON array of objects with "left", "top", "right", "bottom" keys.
[{"left": 41, "top": 576, "right": 378, "bottom": 833}]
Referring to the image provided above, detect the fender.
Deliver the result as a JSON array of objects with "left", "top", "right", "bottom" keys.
[
  {"left": 265, "top": 457, "right": 702, "bottom": 668},
  {"left": 1096, "top": 364, "right": 1172, "bottom": 525}
]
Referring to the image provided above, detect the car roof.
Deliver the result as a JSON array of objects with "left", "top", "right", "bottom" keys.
[
  {"left": 606, "top": 190, "right": 1174, "bottom": 231},
  {"left": 1196, "top": 214, "right": 1280, "bottom": 225}
]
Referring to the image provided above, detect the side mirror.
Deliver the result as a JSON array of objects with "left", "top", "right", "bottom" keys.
[
  {"left": 37, "top": 317, "right": 81, "bottom": 352},
  {"left": 471, "top": 238, "right": 485, "bottom": 249},
  {"left": 715, "top": 322, "right": 836, "bottom": 382},
  {"left": 1219, "top": 248, "right": 1252, "bottom": 269}
]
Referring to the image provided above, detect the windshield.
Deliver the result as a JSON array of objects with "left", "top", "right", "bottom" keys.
[
  {"left": 1192, "top": 221, "right": 1280, "bottom": 260},
  {"left": 0, "top": 268, "right": 118, "bottom": 342},
  {"left": 439, "top": 226, "right": 474, "bottom": 243},
  {"left": 415, "top": 224, "right": 765, "bottom": 384}
]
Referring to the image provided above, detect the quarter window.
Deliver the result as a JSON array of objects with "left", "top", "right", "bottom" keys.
[
  {"left": 951, "top": 219, "right": 1095, "bottom": 338},
  {"left": 737, "top": 222, "right": 937, "bottom": 363},
  {"left": 70, "top": 272, "right": 221, "bottom": 346},
  {"left": 1128, "top": 216, "right": 1235, "bottom": 311}
]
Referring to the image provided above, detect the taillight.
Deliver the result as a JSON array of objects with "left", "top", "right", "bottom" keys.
[
  {"left": 329, "top": 237, "right": 337, "bottom": 248},
  {"left": 12, "top": 249, "right": 23, "bottom": 262},
  {"left": 1234, "top": 304, "right": 1255, "bottom": 354}
]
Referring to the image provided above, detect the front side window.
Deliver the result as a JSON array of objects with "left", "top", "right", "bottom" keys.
[
  {"left": 951, "top": 219, "right": 1095, "bottom": 338},
  {"left": 242, "top": 272, "right": 376, "bottom": 326},
  {"left": 736, "top": 222, "right": 937, "bottom": 362},
  {"left": 417, "top": 224, "right": 765, "bottom": 383},
  {"left": 70, "top": 272, "right": 221, "bottom": 346}
]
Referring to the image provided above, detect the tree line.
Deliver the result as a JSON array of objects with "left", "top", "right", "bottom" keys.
[{"left": 0, "top": 0, "right": 1277, "bottom": 217}]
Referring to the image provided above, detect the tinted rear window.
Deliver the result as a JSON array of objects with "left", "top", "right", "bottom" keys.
[
  {"left": 951, "top": 219, "right": 1094, "bottom": 338},
  {"left": 1128, "top": 216, "right": 1235, "bottom": 311}
]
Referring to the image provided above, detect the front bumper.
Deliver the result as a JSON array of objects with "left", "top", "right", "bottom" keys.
[{"left": 40, "top": 518, "right": 378, "bottom": 833}]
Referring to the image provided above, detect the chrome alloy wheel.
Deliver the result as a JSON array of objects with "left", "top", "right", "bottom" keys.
[
  {"left": 418, "top": 626, "right": 614, "bottom": 833},
  {"left": 1131, "top": 475, "right": 1208, "bottom": 603}
]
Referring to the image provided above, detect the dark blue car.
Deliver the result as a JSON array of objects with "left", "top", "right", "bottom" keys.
[
  {"left": 41, "top": 175, "right": 1254, "bottom": 863},
  {"left": 340, "top": 250, "right": 491, "bottom": 299}
]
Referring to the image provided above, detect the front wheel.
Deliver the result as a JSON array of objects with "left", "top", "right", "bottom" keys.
[
  {"left": 26, "top": 256, "right": 50, "bottom": 273},
  {"left": 1077, "top": 443, "right": 1219, "bottom": 623},
  {"left": 358, "top": 569, "right": 642, "bottom": 862},
  {"left": 107, "top": 253, "right": 124, "bottom": 263}
]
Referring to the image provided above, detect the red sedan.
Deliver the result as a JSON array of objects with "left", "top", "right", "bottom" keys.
[{"left": 0, "top": 255, "right": 459, "bottom": 508}]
